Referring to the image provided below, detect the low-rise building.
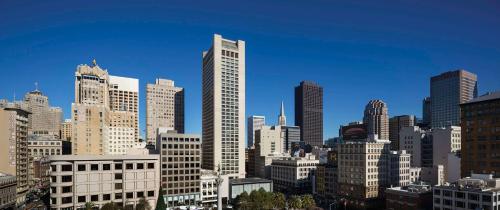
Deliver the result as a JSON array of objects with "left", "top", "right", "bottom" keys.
[
  {"left": 410, "top": 165, "right": 445, "bottom": 186},
  {"left": 28, "top": 135, "right": 63, "bottom": 158},
  {"left": 0, "top": 173, "right": 16, "bottom": 209},
  {"left": 271, "top": 154, "right": 319, "bottom": 194},
  {"left": 200, "top": 170, "right": 218, "bottom": 209},
  {"left": 229, "top": 178, "right": 273, "bottom": 201},
  {"left": 49, "top": 153, "right": 160, "bottom": 210},
  {"left": 385, "top": 183, "right": 432, "bottom": 210},
  {"left": 433, "top": 174, "right": 500, "bottom": 210}
]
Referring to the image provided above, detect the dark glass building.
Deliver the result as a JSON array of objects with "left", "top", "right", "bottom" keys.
[{"left": 294, "top": 81, "right": 323, "bottom": 147}]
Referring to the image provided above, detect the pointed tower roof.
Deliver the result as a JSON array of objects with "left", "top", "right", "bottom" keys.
[{"left": 280, "top": 101, "right": 285, "bottom": 117}]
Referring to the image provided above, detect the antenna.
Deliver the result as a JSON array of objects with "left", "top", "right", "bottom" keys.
[{"left": 35, "top": 82, "right": 39, "bottom": 91}]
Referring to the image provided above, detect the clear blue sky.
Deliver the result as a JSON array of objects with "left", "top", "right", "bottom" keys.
[{"left": 1, "top": 0, "right": 499, "bottom": 141}]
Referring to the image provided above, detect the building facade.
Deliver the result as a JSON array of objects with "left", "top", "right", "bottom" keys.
[
  {"left": 432, "top": 126, "right": 461, "bottom": 182},
  {"left": 247, "top": 116, "right": 265, "bottom": 148},
  {"left": 385, "top": 183, "right": 432, "bottom": 210},
  {"left": 28, "top": 135, "right": 63, "bottom": 158},
  {"left": 460, "top": 91, "right": 500, "bottom": 177},
  {"left": 200, "top": 170, "right": 217, "bottom": 208},
  {"left": 202, "top": 34, "right": 246, "bottom": 178},
  {"left": 146, "top": 78, "right": 184, "bottom": 144},
  {"left": 280, "top": 125, "right": 301, "bottom": 153},
  {"left": 270, "top": 154, "right": 319, "bottom": 194},
  {"left": 430, "top": 69, "right": 477, "bottom": 128},
  {"left": 363, "top": 99, "right": 389, "bottom": 140},
  {"left": 295, "top": 81, "right": 323, "bottom": 147},
  {"left": 157, "top": 132, "right": 201, "bottom": 208},
  {"left": 108, "top": 110, "right": 136, "bottom": 154},
  {"left": 0, "top": 173, "right": 16, "bottom": 210},
  {"left": 23, "top": 88, "right": 63, "bottom": 138},
  {"left": 389, "top": 115, "right": 415, "bottom": 150},
  {"left": 109, "top": 75, "right": 139, "bottom": 141},
  {"left": 61, "top": 119, "right": 72, "bottom": 141},
  {"left": 422, "top": 97, "right": 431, "bottom": 127},
  {"left": 228, "top": 178, "right": 273, "bottom": 201},
  {"left": 49, "top": 154, "right": 160, "bottom": 210}
]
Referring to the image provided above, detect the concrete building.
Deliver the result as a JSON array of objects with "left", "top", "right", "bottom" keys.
[
  {"left": 433, "top": 126, "right": 461, "bottom": 182},
  {"left": 0, "top": 107, "right": 30, "bottom": 207},
  {"left": 157, "top": 132, "right": 201, "bottom": 208},
  {"left": 363, "top": 100, "right": 389, "bottom": 140},
  {"left": 399, "top": 126, "right": 430, "bottom": 167},
  {"left": 247, "top": 116, "right": 265, "bottom": 148},
  {"left": 433, "top": 174, "right": 500, "bottom": 210},
  {"left": 431, "top": 69, "right": 477, "bottom": 128},
  {"left": 389, "top": 115, "right": 415, "bottom": 150},
  {"left": 23, "top": 87, "right": 63, "bottom": 138},
  {"left": 271, "top": 154, "right": 319, "bottom": 194},
  {"left": 48, "top": 153, "right": 160, "bottom": 210},
  {"left": 409, "top": 165, "right": 445, "bottom": 186},
  {"left": 109, "top": 75, "right": 139, "bottom": 141},
  {"left": 315, "top": 150, "right": 338, "bottom": 204},
  {"left": 385, "top": 183, "right": 433, "bottom": 210},
  {"left": 280, "top": 125, "right": 301, "bottom": 153},
  {"left": 0, "top": 173, "right": 16, "bottom": 210},
  {"left": 61, "top": 119, "right": 72, "bottom": 141},
  {"left": 228, "top": 178, "right": 273, "bottom": 201},
  {"left": 108, "top": 110, "right": 136, "bottom": 154},
  {"left": 146, "top": 78, "right": 184, "bottom": 144},
  {"left": 254, "top": 125, "right": 288, "bottom": 178},
  {"left": 295, "top": 81, "right": 323, "bottom": 147},
  {"left": 27, "top": 135, "right": 63, "bottom": 158},
  {"left": 460, "top": 91, "right": 500, "bottom": 177},
  {"left": 202, "top": 34, "right": 246, "bottom": 178},
  {"left": 71, "top": 60, "right": 110, "bottom": 155},
  {"left": 200, "top": 170, "right": 218, "bottom": 208}
]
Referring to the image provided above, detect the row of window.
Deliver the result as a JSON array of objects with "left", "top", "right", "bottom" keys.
[{"left": 52, "top": 162, "right": 156, "bottom": 172}]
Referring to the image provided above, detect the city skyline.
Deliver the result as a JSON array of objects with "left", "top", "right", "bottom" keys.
[{"left": 1, "top": 1, "right": 500, "bottom": 141}]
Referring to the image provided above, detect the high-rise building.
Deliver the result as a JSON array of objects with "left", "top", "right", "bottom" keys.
[
  {"left": 422, "top": 97, "right": 431, "bottom": 127},
  {"left": 278, "top": 101, "right": 286, "bottom": 126},
  {"left": 108, "top": 110, "right": 136, "bottom": 154},
  {"left": 23, "top": 87, "right": 63, "bottom": 137},
  {"left": 280, "top": 125, "right": 301, "bottom": 153},
  {"left": 157, "top": 132, "right": 201, "bottom": 208},
  {"left": 202, "top": 34, "right": 246, "bottom": 178},
  {"left": 389, "top": 115, "right": 415, "bottom": 150},
  {"left": 109, "top": 75, "right": 139, "bottom": 140},
  {"left": 61, "top": 119, "right": 72, "bottom": 141},
  {"left": 247, "top": 116, "right": 265, "bottom": 148},
  {"left": 146, "top": 78, "right": 184, "bottom": 144},
  {"left": 363, "top": 100, "right": 389, "bottom": 140},
  {"left": 295, "top": 81, "right": 323, "bottom": 147},
  {"left": 430, "top": 69, "right": 477, "bottom": 128},
  {"left": 71, "top": 60, "right": 110, "bottom": 155},
  {"left": 0, "top": 107, "right": 30, "bottom": 207},
  {"left": 460, "top": 91, "right": 500, "bottom": 177}
]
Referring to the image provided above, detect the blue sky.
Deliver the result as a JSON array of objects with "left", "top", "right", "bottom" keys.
[{"left": 1, "top": 0, "right": 499, "bottom": 141}]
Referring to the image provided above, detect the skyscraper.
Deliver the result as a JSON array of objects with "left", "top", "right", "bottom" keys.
[
  {"left": 430, "top": 70, "right": 477, "bottom": 128},
  {"left": 202, "top": 34, "right": 245, "bottom": 178},
  {"left": 295, "top": 81, "right": 323, "bottom": 147},
  {"left": 278, "top": 101, "right": 286, "bottom": 126},
  {"left": 23, "top": 87, "right": 63, "bottom": 138},
  {"left": 247, "top": 116, "right": 265, "bottom": 148},
  {"left": 422, "top": 97, "right": 431, "bottom": 127},
  {"left": 363, "top": 100, "right": 389, "bottom": 140},
  {"left": 146, "top": 78, "right": 184, "bottom": 144},
  {"left": 389, "top": 115, "right": 415, "bottom": 150},
  {"left": 109, "top": 75, "right": 139, "bottom": 140}
]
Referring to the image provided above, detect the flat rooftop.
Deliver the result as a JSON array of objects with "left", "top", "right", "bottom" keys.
[{"left": 229, "top": 178, "right": 272, "bottom": 185}]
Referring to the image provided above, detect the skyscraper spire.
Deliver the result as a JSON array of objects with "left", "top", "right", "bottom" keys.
[{"left": 278, "top": 101, "right": 286, "bottom": 126}]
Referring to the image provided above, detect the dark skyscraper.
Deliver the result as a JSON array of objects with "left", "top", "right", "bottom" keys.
[
  {"left": 295, "top": 81, "right": 323, "bottom": 147},
  {"left": 422, "top": 97, "right": 431, "bottom": 127}
]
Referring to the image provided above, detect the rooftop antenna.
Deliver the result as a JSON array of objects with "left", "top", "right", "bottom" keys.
[
  {"left": 35, "top": 82, "right": 39, "bottom": 91},
  {"left": 13, "top": 91, "right": 16, "bottom": 101}
]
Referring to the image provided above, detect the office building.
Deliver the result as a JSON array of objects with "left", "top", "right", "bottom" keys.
[
  {"left": 280, "top": 125, "right": 301, "bottom": 153},
  {"left": 108, "top": 110, "right": 136, "bottom": 154},
  {"left": 27, "top": 135, "right": 63, "bottom": 158},
  {"left": 400, "top": 126, "right": 433, "bottom": 167},
  {"left": 340, "top": 121, "right": 367, "bottom": 141},
  {"left": 61, "top": 119, "right": 72, "bottom": 141},
  {"left": 409, "top": 165, "right": 445, "bottom": 186},
  {"left": 430, "top": 70, "right": 477, "bottom": 128},
  {"left": 146, "top": 78, "right": 184, "bottom": 144},
  {"left": 48, "top": 153, "right": 160, "bottom": 210},
  {"left": 23, "top": 87, "right": 63, "bottom": 137},
  {"left": 0, "top": 173, "right": 16, "bottom": 209},
  {"left": 295, "top": 81, "right": 323, "bottom": 147},
  {"left": 385, "top": 183, "right": 432, "bottom": 210},
  {"left": 433, "top": 126, "right": 461, "bottom": 182},
  {"left": 109, "top": 75, "right": 139, "bottom": 140},
  {"left": 422, "top": 97, "right": 431, "bottom": 127},
  {"left": 460, "top": 91, "right": 500, "bottom": 177},
  {"left": 433, "top": 174, "right": 500, "bottom": 210},
  {"left": 363, "top": 99, "right": 389, "bottom": 140},
  {"left": 271, "top": 154, "right": 319, "bottom": 194},
  {"left": 389, "top": 115, "right": 415, "bottom": 150},
  {"left": 202, "top": 34, "right": 246, "bottom": 178},
  {"left": 0, "top": 107, "right": 30, "bottom": 207},
  {"left": 247, "top": 116, "right": 265, "bottom": 148},
  {"left": 200, "top": 170, "right": 218, "bottom": 208},
  {"left": 157, "top": 132, "right": 201, "bottom": 208},
  {"left": 315, "top": 150, "right": 338, "bottom": 204}
]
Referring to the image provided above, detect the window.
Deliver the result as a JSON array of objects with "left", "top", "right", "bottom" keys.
[
  {"left": 115, "top": 173, "right": 122, "bottom": 180},
  {"left": 61, "top": 196, "right": 72, "bottom": 204},
  {"left": 115, "top": 193, "right": 122, "bottom": 200},
  {"left": 61, "top": 175, "right": 72, "bottom": 182},
  {"left": 103, "top": 194, "right": 111, "bottom": 201},
  {"left": 137, "top": 163, "right": 144, "bottom": 169},
  {"left": 78, "top": 164, "right": 86, "bottom": 171},
  {"left": 103, "top": 164, "right": 111, "bottom": 170},
  {"left": 91, "top": 195, "right": 98, "bottom": 202},
  {"left": 137, "top": 191, "right": 144, "bottom": 198},
  {"left": 51, "top": 187, "right": 56, "bottom": 194},
  {"left": 126, "top": 192, "right": 133, "bottom": 199},
  {"left": 51, "top": 176, "right": 57, "bottom": 182},
  {"left": 78, "top": 196, "right": 86, "bottom": 203},
  {"left": 51, "top": 165, "right": 56, "bottom": 172},
  {"left": 126, "top": 163, "right": 133, "bottom": 169},
  {"left": 147, "top": 191, "right": 154, "bottom": 197},
  {"left": 62, "top": 186, "right": 72, "bottom": 193},
  {"left": 115, "top": 183, "right": 123, "bottom": 190},
  {"left": 115, "top": 163, "right": 123, "bottom": 170},
  {"left": 148, "top": 163, "right": 155, "bottom": 169},
  {"left": 61, "top": 165, "right": 72, "bottom": 171},
  {"left": 91, "top": 164, "right": 99, "bottom": 171}
]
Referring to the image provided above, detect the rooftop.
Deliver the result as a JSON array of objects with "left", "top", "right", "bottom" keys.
[
  {"left": 49, "top": 154, "right": 159, "bottom": 161},
  {"left": 462, "top": 91, "right": 500, "bottom": 104},
  {"left": 229, "top": 178, "right": 272, "bottom": 185}
]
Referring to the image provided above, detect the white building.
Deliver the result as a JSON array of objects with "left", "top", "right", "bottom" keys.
[
  {"left": 202, "top": 34, "right": 246, "bottom": 178},
  {"left": 200, "top": 170, "right": 218, "bottom": 208},
  {"left": 49, "top": 153, "right": 160, "bottom": 210},
  {"left": 409, "top": 165, "right": 445, "bottom": 186},
  {"left": 271, "top": 154, "right": 319, "bottom": 193},
  {"left": 28, "top": 135, "right": 63, "bottom": 158},
  {"left": 399, "top": 126, "right": 427, "bottom": 167},
  {"left": 247, "top": 116, "right": 265, "bottom": 148},
  {"left": 109, "top": 75, "right": 139, "bottom": 140},
  {"left": 433, "top": 126, "right": 461, "bottom": 182},
  {"left": 433, "top": 174, "right": 500, "bottom": 210}
]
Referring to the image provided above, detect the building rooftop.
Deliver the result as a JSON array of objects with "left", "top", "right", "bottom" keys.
[
  {"left": 49, "top": 154, "right": 159, "bottom": 161},
  {"left": 462, "top": 91, "right": 500, "bottom": 105},
  {"left": 436, "top": 174, "right": 500, "bottom": 192},
  {"left": 387, "top": 183, "right": 432, "bottom": 194},
  {"left": 229, "top": 178, "right": 272, "bottom": 185}
]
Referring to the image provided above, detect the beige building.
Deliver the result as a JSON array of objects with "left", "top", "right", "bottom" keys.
[
  {"left": 254, "top": 125, "right": 288, "bottom": 178},
  {"left": 270, "top": 154, "right": 319, "bottom": 194},
  {"left": 23, "top": 88, "right": 63, "bottom": 137},
  {"left": 0, "top": 173, "right": 16, "bottom": 209},
  {"left": 0, "top": 107, "right": 30, "bottom": 207},
  {"left": 28, "top": 135, "right": 63, "bottom": 158},
  {"left": 200, "top": 170, "right": 218, "bottom": 208},
  {"left": 61, "top": 119, "right": 72, "bottom": 141},
  {"left": 109, "top": 75, "right": 139, "bottom": 140},
  {"left": 108, "top": 110, "right": 136, "bottom": 154},
  {"left": 389, "top": 115, "right": 415, "bottom": 150},
  {"left": 202, "top": 34, "right": 246, "bottom": 178},
  {"left": 49, "top": 153, "right": 160, "bottom": 210},
  {"left": 146, "top": 78, "right": 184, "bottom": 144},
  {"left": 432, "top": 126, "right": 461, "bottom": 182},
  {"left": 157, "top": 132, "right": 201, "bottom": 208},
  {"left": 363, "top": 100, "right": 389, "bottom": 140}
]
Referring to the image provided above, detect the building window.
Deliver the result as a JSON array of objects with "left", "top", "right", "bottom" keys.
[
  {"left": 103, "top": 164, "right": 111, "bottom": 170},
  {"left": 61, "top": 165, "right": 72, "bottom": 171},
  {"left": 62, "top": 186, "right": 72, "bottom": 193},
  {"left": 61, "top": 197, "right": 72, "bottom": 204},
  {"left": 137, "top": 163, "right": 144, "bottom": 169},
  {"left": 51, "top": 165, "right": 56, "bottom": 172},
  {"left": 147, "top": 191, "right": 154, "bottom": 197},
  {"left": 115, "top": 193, "right": 122, "bottom": 200},
  {"left": 137, "top": 191, "right": 144, "bottom": 198},
  {"left": 115, "top": 183, "right": 123, "bottom": 190},
  {"left": 91, "top": 164, "right": 99, "bottom": 171},
  {"left": 126, "top": 163, "right": 133, "bottom": 169},
  {"left": 115, "top": 173, "right": 122, "bottom": 180},
  {"left": 91, "top": 195, "right": 98, "bottom": 202},
  {"left": 115, "top": 163, "right": 123, "bottom": 170},
  {"left": 78, "top": 196, "right": 86, "bottom": 203},
  {"left": 78, "top": 164, "right": 86, "bottom": 171},
  {"left": 61, "top": 175, "right": 72, "bottom": 182},
  {"left": 126, "top": 192, "right": 133, "bottom": 199},
  {"left": 103, "top": 194, "right": 111, "bottom": 201},
  {"left": 147, "top": 163, "right": 155, "bottom": 169}
]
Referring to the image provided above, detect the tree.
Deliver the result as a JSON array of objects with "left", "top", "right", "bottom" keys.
[
  {"left": 83, "top": 202, "right": 95, "bottom": 210},
  {"left": 100, "top": 202, "right": 121, "bottom": 210},
  {"left": 136, "top": 197, "right": 152, "bottom": 210},
  {"left": 273, "top": 192, "right": 286, "bottom": 210},
  {"left": 301, "top": 195, "right": 316, "bottom": 209},
  {"left": 155, "top": 187, "right": 166, "bottom": 210},
  {"left": 288, "top": 195, "right": 302, "bottom": 210},
  {"left": 234, "top": 191, "right": 250, "bottom": 210}
]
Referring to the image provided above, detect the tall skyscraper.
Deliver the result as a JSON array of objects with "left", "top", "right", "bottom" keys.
[
  {"left": 146, "top": 78, "right": 184, "bottom": 144},
  {"left": 278, "top": 101, "right": 286, "bottom": 126},
  {"left": 422, "top": 97, "right": 431, "bottom": 126},
  {"left": 109, "top": 75, "right": 139, "bottom": 140},
  {"left": 202, "top": 34, "right": 246, "bottom": 178},
  {"left": 389, "top": 115, "right": 415, "bottom": 150},
  {"left": 23, "top": 86, "right": 63, "bottom": 137},
  {"left": 430, "top": 70, "right": 477, "bottom": 128},
  {"left": 295, "top": 81, "right": 323, "bottom": 147},
  {"left": 460, "top": 91, "right": 500, "bottom": 177},
  {"left": 247, "top": 116, "right": 265, "bottom": 148},
  {"left": 71, "top": 60, "right": 110, "bottom": 155},
  {"left": 363, "top": 100, "right": 389, "bottom": 140}
]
